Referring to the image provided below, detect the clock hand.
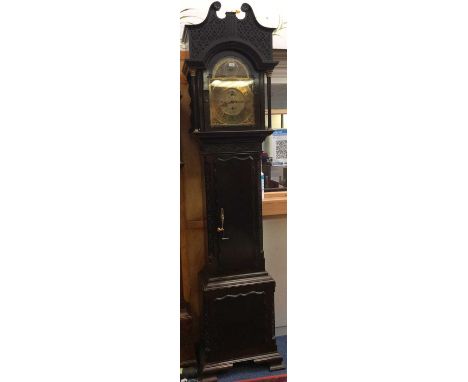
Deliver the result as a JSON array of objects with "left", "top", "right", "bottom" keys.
[{"left": 220, "top": 99, "right": 243, "bottom": 106}]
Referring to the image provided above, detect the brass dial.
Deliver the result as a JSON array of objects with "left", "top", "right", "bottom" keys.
[
  {"left": 208, "top": 56, "right": 256, "bottom": 127},
  {"left": 219, "top": 88, "right": 245, "bottom": 116},
  {"left": 210, "top": 80, "right": 255, "bottom": 126}
]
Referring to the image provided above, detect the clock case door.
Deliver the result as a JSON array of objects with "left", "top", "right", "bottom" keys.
[
  {"left": 202, "top": 154, "right": 262, "bottom": 276},
  {"left": 202, "top": 51, "right": 265, "bottom": 132}
]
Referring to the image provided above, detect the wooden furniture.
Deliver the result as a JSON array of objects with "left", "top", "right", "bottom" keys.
[
  {"left": 180, "top": 94, "right": 197, "bottom": 370},
  {"left": 182, "top": 2, "right": 284, "bottom": 378},
  {"left": 262, "top": 191, "right": 287, "bottom": 217},
  {"left": 180, "top": 292, "right": 197, "bottom": 369},
  {"left": 180, "top": 49, "right": 206, "bottom": 338}
]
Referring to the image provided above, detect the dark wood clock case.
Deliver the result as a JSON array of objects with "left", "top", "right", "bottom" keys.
[{"left": 183, "top": 2, "right": 284, "bottom": 377}]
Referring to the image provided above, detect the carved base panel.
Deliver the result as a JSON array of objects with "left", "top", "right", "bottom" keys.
[{"left": 199, "top": 272, "right": 283, "bottom": 377}]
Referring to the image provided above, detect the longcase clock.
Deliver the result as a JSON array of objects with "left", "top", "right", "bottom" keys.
[{"left": 183, "top": 2, "right": 284, "bottom": 377}]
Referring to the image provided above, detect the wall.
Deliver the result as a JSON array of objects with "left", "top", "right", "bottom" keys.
[{"left": 263, "top": 215, "right": 287, "bottom": 335}]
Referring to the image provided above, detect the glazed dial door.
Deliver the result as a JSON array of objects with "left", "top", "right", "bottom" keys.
[
  {"left": 213, "top": 154, "right": 261, "bottom": 274},
  {"left": 209, "top": 56, "right": 255, "bottom": 127}
]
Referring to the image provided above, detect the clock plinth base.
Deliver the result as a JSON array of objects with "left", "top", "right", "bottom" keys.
[
  {"left": 253, "top": 353, "right": 286, "bottom": 371},
  {"left": 200, "top": 351, "right": 284, "bottom": 377},
  {"left": 199, "top": 272, "right": 283, "bottom": 378}
]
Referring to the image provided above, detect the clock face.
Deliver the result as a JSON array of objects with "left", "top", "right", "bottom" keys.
[
  {"left": 219, "top": 88, "right": 245, "bottom": 116},
  {"left": 210, "top": 81, "right": 255, "bottom": 126},
  {"left": 209, "top": 57, "right": 256, "bottom": 127}
]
